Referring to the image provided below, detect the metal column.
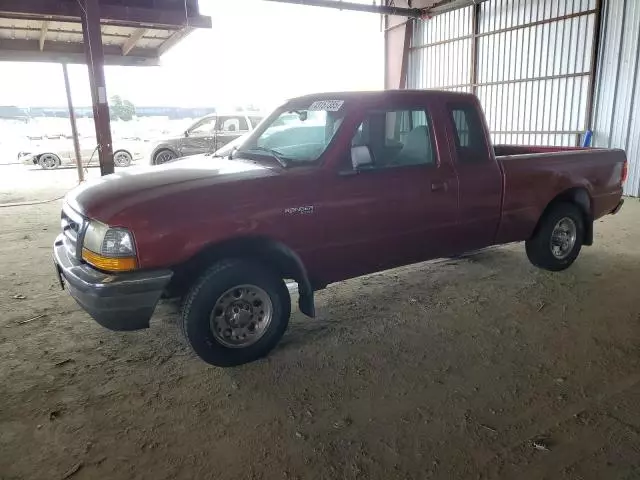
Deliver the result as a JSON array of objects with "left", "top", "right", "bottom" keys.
[
  {"left": 61, "top": 63, "right": 84, "bottom": 183},
  {"left": 80, "top": 0, "right": 114, "bottom": 176}
]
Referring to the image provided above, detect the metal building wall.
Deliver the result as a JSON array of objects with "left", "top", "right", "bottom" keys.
[
  {"left": 407, "top": 0, "right": 599, "bottom": 147},
  {"left": 408, "top": 7, "right": 474, "bottom": 92},
  {"left": 592, "top": 0, "right": 640, "bottom": 196}
]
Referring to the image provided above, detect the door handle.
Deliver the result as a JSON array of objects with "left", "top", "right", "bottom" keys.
[{"left": 431, "top": 181, "right": 448, "bottom": 192}]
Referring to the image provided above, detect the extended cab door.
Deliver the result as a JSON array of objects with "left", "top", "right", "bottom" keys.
[
  {"left": 182, "top": 116, "right": 217, "bottom": 156},
  {"left": 316, "top": 102, "right": 459, "bottom": 282},
  {"left": 445, "top": 100, "right": 502, "bottom": 251}
]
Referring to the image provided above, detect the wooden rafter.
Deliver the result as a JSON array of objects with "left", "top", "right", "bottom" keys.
[
  {"left": 38, "top": 20, "right": 48, "bottom": 51},
  {"left": 122, "top": 27, "right": 147, "bottom": 55}
]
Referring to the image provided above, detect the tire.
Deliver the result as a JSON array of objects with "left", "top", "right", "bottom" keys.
[
  {"left": 181, "top": 259, "right": 291, "bottom": 367},
  {"left": 525, "top": 202, "right": 585, "bottom": 272},
  {"left": 154, "top": 149, "right": 176, "bottom": 165},
  {"left": 39, "top": 153, "right": 61, "bottom": 170},
  {"left": 113, "top": 150, "right": 133, "bottom": 167}
]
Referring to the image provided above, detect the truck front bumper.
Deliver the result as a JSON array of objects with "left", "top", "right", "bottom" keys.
[{"left": 53, "top": 235, "right": 173, "bottom": 331}]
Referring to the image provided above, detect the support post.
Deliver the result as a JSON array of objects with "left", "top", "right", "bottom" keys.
[
  {"left": 399, "top": 19, "right": 414, "bottom": 89},
  {"left": 61, "top": 63, "right": 84, "bottom": 183},
  {"left": 80, "top": 0, "right": 114, "bottom": 176},
  {"left": 470, "top": 2, "right": 480, "bottom": 96}
]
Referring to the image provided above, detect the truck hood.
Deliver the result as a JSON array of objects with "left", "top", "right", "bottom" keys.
[{"left": 66, "top": 155, "right": 274, "bottom": 222}]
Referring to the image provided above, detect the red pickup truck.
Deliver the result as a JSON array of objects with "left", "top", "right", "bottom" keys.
[{"left": 54, "top": 90, "right": 626, "bottom": 366}]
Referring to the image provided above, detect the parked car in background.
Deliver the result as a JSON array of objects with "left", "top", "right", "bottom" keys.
[
  {"left": 148, "top": 113, "right": 263, "bottom": 165},
  {"left": 54, "top": 90, "right": 626, "bottom": 367},
  {"left": 21, "top": 137, "right": 143, "bottom": 169}
]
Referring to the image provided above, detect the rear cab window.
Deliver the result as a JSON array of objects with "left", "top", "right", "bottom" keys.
[{"left": 448, "top": 102, "right": 490, "bottom": 164}]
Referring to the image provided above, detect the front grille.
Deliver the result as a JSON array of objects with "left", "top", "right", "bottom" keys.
[{"left": 60, "top": 205, "right": 86, "bottom": 259}]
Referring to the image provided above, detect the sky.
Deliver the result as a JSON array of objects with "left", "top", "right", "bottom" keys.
[{"left": 0, "top": 0, "right": 384, "bottom": 109}]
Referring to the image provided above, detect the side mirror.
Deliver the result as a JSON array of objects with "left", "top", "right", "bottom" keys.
[
  {"left": 184, "top": 130, "right": 190, "bottom": 138},
  {"left": 351, "top": 145, "right": 373, "bottom": 170}
]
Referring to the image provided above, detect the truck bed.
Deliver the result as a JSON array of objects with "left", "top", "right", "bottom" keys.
[{"left": 493, "top": 145, "right": 626, "bottom": 245}]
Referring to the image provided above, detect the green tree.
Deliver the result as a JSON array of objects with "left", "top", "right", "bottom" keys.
[{"left": 110, "top": 95, "right": 136, "bottom": 121}]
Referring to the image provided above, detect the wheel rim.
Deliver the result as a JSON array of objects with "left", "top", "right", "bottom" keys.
[
  {"left": 210, "top": 284, "right": 273, "bottom": 348},
  {"left": 114, "top": 152, "right": 131, "bottom": 166},
  {"left": 550, "top": 217, "right": 577, "bottom": 259},
  {"left": 156, "top": 151, "right": 175, "bottom": 164},
  {"left": 41, "top": 154, "right": 56, "bottom": 168}
]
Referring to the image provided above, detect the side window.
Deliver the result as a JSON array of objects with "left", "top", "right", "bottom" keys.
[
  {"left": 217, "top": 116, "right": 248, "bottom": 132},
  {"left": 448, "top": 104, "right": 490, "bottom": 164},
  {"left": 189, "top": 117, "right": 216, "bottom": 135},
  {"left": 351, "top": 109, "right": 435, "bottom": 168}
]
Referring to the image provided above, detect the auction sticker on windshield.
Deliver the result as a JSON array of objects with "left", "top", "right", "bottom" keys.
[{"left": 308, "top": 100, "right": 344, "bottom": 112}]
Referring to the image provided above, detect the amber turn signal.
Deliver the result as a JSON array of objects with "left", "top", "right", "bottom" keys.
[{"left": 82, "top": 248, "right": 137, "bottom": 272}]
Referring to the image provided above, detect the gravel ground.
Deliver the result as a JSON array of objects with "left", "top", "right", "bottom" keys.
[{"left": 1, "top": 166, "right": 640, "bottom": 480}]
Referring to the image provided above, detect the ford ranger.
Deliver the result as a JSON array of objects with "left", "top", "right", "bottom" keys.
[{"left": 53, "top": 90, "right": 627, "bottom": 367}]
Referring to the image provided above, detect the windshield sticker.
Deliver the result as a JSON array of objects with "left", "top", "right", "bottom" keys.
[{"left": 308, "top": 100, "right": 344, "bottom": 112}]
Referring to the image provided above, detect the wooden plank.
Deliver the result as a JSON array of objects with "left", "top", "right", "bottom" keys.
[
  {"left": 157, "top": 27, "right": 193, "bottom": 56},
  {"left": 122, "top": 27, "right": 147, "bottom": 55},
  {"left": 39, "top": 20, "right": 48, "bottom": 51}
]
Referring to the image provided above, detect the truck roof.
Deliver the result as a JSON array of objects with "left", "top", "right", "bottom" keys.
[{"left": 288, "top": 89, "right": 476, "bottom": 107}]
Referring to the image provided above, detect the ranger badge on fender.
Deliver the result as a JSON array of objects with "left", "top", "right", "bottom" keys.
[{"left": 284, "top": 206, "right": 314, "bottom": 215}]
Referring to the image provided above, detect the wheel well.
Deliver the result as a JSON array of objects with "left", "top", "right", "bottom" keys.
[
  {"left": 538, "top": 187, "right": 594, "bottom": 245},
  {"left": 167, "top": 236, "right": 316, "bottom": 317},
  {"left": 114, "top": 149, "right": 131, "bottom": 156}
]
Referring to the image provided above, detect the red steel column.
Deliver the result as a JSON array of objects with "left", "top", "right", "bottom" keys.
[
  {"left": 62, "top": 63, "right": 84, "bottom": 183},
  {"left": 80, "top": 0, "right": 114, "bottom": 175}
]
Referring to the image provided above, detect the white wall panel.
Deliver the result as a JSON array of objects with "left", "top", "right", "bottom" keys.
[
  {"left": 593, "top": 0, "right": 640, "bottom": 195},
  {"left": 407, "top": 0, "right": 597, "bottom": 148}
]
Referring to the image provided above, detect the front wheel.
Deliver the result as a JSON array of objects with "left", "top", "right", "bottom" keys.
[
  {"left": 39, "top": 153, "right": 61, "bottom": 169},
  {"left": 113, "top": 150, "right": 133, "bottom": 167},
  {"left": 526, "top": 202, "right": 584, "bottom": 271},
  {"left": 181, "top": 260, "right": 291, "bottom": 367},
  {"left": 153, "top": 149, "right": 176, "bottom": 165}
]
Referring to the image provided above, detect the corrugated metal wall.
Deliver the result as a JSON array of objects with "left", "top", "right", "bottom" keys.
[
  {"left": 592, "top": 0, "right": 640, "bottom": 196},
  {"left": 407, "top": 0, "right": 598, "bottom": 147},
  {"left": 408, "top": 7, "right": 474, "bottom": 92}
]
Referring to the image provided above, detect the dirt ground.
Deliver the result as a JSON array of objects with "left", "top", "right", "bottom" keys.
[{"left": 2, "top": 166, "right": 640, "bottom": 480}]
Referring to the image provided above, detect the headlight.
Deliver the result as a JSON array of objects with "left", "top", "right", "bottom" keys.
[{"left": 82, "top": 220, "right": 137, "bottom": 272}]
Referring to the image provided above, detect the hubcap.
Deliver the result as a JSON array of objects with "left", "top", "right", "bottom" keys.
[
  {"left": 210, "top": 285, "right": 273, "bottom": 348},
  {"left": 156, "top": 151, "right": 175, "bottom": 164},
  {"left": 550, "top": 217, "right": 577, "bottom": 259},
  {"left": 41, "top": 155, "right": 55, "bottom": 168},
  {"left": 114, "top": 152, "right": 130, "bottom": 166}
]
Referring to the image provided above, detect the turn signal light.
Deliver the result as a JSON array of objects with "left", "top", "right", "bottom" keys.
[
  {"left": 82, "top": 248, "right": 137, "bottom": 272},
  {"left": 621, "top": 160, "right": 628, "bottom": 184}
]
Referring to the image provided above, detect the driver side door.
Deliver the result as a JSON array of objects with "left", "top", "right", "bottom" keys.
[
  {"left": 310, "top": 104, "right": 460, "bottom": 283},
  {"left": 181, "top": 116, "right": 217, "bottom": 157}
]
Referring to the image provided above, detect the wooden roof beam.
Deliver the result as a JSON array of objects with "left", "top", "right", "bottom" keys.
[
  {"left": 122, "top": 27, "right": 147, "bottom": 55},
  {"left": 39, "top": 20, "right": 48, "bottom": 51}
]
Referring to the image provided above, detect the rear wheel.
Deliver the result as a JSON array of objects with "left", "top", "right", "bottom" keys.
[
  {"left": 154, "top": 149, "right": 176, "bottom": 165},
  {"left": 39, "top": 153, "right": 61, "bottom": 170},
  {"left": 181, "top": 259, "right": 291, "bottom": 367},
  {"left": 526, "top": 202, "right": 584, "bottom": 271},
  {"left": 113, "top": 150, "right": 133, "bottom": 167}
]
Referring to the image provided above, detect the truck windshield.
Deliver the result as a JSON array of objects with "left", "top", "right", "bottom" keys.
[{"left": 236, "top": 101, "right": 346, "bottom": 165}]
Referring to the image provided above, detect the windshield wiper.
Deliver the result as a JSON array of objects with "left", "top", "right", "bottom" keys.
[{"left": 238, "top": 147, "right": 290, "bottom": 168}]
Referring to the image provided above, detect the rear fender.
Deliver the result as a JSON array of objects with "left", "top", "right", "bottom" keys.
[{"left": 537, "top": 188, "right": 593, "bottom": 245}]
